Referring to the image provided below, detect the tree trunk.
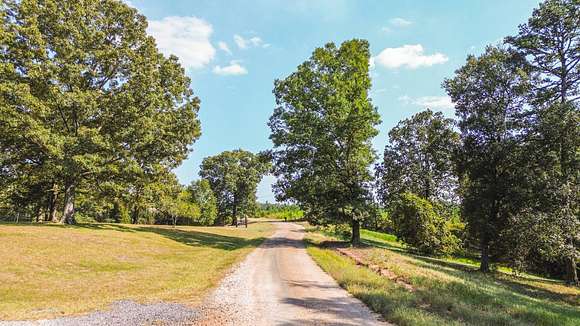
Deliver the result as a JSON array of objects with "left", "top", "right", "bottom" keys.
[
  {"left": 131, "top": 206, "right": 139, "bottom": 224},
  {"left": 35, "top": 205, "right": 43, "bottom": 223},
  {"left": 232, "top": 203, "right": 238, "bottom": 227},
  {"left": 48, "top": 185, "right": 59, "bottom": 222},
  {"left": 565, "top": 256, "right": 579, "bottom": 286},
  {"left": 480, "top": 236, "right": 490, "bottom": 272},
  {"left": 351, "top": 219, "right": 361, "bottom": 245},
  {"left": 61, "top": 182, "right": 76, "bottom": 224}
]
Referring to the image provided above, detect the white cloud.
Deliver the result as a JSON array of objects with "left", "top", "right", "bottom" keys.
[
  {"left": 147, "top": 16, "right": 216, "bottom": 70},
  {"left": 373, "top": 44, "right": 448, "bottom": 69},
  {"left": 381, "top": 17, "right": 412, "bottom": 33},
  {"left": 389, "top": 17, "right": 412, "bottom": 27},
  {"left": 413, "top": 96, "right": 454, "bottom": 109},
  {"left": 218, "top": 41, "right": 232, "bottom": 55},
  {"left": 233, "top": 34, "right": 267, "bottom": 49},
  {"left": 213, "top": 61, "right": 248, "bottom": 76},
  {"left": 399, "top": 95, "right": 454, "bottom": 110},
  {"left": 120, "top": 0, "right": 134, "bottom": 7}
]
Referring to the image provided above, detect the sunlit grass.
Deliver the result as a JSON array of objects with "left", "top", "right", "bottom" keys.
[
  {"left": 306, "top": 229, "right": 580, "bottom": 326},
  {"left": 0, "top": 222, "right": 273, "bottom": 320}
]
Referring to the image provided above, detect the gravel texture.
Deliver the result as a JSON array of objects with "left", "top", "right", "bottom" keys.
[{"left": 0, "top": 300, "right": 198, "bottom": 326}]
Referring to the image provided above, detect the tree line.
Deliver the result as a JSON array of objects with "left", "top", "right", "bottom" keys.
[{"left": 268, "top": 0, "right": 578, "bottom": 285}]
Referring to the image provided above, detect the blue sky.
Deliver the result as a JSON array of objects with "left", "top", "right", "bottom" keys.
[{"left": 127, "top": 0, "right": 540, "bottom": 202}]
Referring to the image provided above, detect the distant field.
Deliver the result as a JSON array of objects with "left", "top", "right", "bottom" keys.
[
  {"left": 0, "top": 222, "right": 273, "bottom": 320},
  {"left": 306, "top": 228, "right": 580, "bottom": 326}
]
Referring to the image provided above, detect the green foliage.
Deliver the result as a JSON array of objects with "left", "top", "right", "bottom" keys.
[
  {"left": 199, "top": 150, "right": 270, "bottom": 225},
  {"left": 444, "top": 46, "right": 531, "bottom": 271},
  {"left": 0, "top": 0, "right": 200, "bottom": 224},
  {"left": 110, "top": 201, "right": 130, "bottom": 224},
  {"left": 376, "top": 109, "right": 460, "bottom": 205},
  {"left": 505, "top": 0, "right": 579, "bottom": 104},
  {"left": 256, "top": 202, "right": 303, "bottom": 220},
  {"left": 269, "top": 39, "right": 380, "bottom": 244},
  {"left": 390, "top": 192, "right": 460, "bottom": 256},
  {"left": 363, "top": 209, "right": 393, "bottom": 233},
  {"left": 505, "top": 0, "right": 579, "bottom": 285},
  {"left": 189, "top": 179, "right": 218, "bottom": 226}
]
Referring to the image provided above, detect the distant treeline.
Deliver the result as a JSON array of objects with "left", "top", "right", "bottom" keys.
[{"left": 256, "top": 203, "right": 304, "bottom": 220}]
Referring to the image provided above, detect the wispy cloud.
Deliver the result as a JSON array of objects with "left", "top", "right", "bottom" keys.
[
  {"left": 389, "top": 17, "right": 412, "bottom": 27},
  {"left": 213, "top": 61, "right": 248, "bottom": 76},
  {"left": 399, "top": 95, "right": 454, "bottom": 110},
  {"left": 218, "top": 41, "right": 232, "bottom": 55},
  {"left": 373, "top": 44, "right": 448, "bottom": 69},
  {"left": 381, "top": 17, "right": 412, "bottom": 32},
  {"left": 147, "top": 16, "right": 215, "bottom": 70},
  {"left": 233, "top": 34, "right": 268, "bottom": 49}
]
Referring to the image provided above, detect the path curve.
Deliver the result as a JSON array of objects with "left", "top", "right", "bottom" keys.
[{"left": 194, "top": 222, "right": 386, "bottom": 325}]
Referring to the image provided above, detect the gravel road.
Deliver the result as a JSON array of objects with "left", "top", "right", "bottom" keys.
[
  {"left": 2, "top": 222, "right": 386, "bottom": 326},
  {"left": 194, "top": 222, "right": 386, "bottom": 325}
]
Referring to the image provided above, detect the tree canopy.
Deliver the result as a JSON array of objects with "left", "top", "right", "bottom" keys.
[
  {"left": 376, "top": 109, "right": 460, "bottom": 205},
  {"left": 0, "top": 0, "right": 200, "bottom": 223},
  {"left": 268, "top": 39, "right": 380, "bottom": 244},
  {"left": 199, "top": 150, "right": 270, "bottom": 226}
]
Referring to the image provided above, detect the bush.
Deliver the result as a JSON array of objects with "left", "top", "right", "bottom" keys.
[{"left": 391, "top": 192, "right": 460, "bottom": 256}]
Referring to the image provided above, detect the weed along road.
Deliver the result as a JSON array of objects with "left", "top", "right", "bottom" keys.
[{"left": 196, "top": 222, "right": 386, "bottom": 325}]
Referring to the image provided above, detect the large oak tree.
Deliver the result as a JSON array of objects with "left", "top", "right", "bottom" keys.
[{"left": 0, "top": 0, "right": 200, "bottom": 223}]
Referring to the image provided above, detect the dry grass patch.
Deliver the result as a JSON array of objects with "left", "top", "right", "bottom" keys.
[{"left": 0, "top": 222, "right": 273, "bottom": 320}]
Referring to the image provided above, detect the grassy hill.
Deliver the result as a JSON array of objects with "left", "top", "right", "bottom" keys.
[
  {"left": 0, "top": 222, "right": 273, "bottom": 320},
  {"left": 306, "top": 228, "right": 580, "bottom": 326}
]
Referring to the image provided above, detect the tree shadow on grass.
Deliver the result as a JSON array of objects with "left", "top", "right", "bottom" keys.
[
  {"left": 359, "top": 235, "right": 577, "bottom": 306},
  {"left": 9, "top": 223, "right": 267, "bottom": 251},
  {"left": 132, "top": 226, "right": 266, "bottom": 251},
  {"left": 404, "top": 253, "right": 578, "bottom": 306},
  {"left": 340, "top": 252, "right": 579, "bottom": 326}
]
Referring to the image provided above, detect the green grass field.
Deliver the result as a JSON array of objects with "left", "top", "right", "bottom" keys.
[
  {"left": 306, "top": 228, "right": 580, "bottom": 326},
  {"left": 0, "top": 221, "right": 273, "bottom": 320}
]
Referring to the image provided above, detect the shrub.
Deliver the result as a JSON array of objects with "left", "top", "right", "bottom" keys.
[{"left": 391, "top": 192, "right": 460, "bottom": 256}]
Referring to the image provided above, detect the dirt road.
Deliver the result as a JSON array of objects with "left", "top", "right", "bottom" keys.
[{"left": 195, "top": 222, "right": 386, "bottom": 325}]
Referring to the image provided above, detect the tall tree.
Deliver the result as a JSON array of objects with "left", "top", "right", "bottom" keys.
[
  {"left": 376, "top": 109, "right": 460, "bottom": 205},
  {"left": 506, "top": 0, "right": 579, "bottom": 104},
  {"left": 268, "top": 39, "right": 380, "bottom": 244},
  {"left": 444, "top": 46, "right": 531, "bottom": 272},
  {"left": 0, "top": 0, "right": 200, "bottom": 224},
  {"left": 199, "top": 150, "right": 269, "bottom": 226},
  {"left": 507, "top": 0, "right": 579, "bottom": 285}
]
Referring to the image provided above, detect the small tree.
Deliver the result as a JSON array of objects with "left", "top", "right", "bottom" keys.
[
  {"left": 391, "top": 192, "right": 460, "bottom": 256},
  {"left": 189, "top": 179, "right": 218, "bottom": 226}
]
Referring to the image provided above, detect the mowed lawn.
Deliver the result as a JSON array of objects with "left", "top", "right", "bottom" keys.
[
  {"left": 0, "top": 221, "right": 273, "bottom": 320},
  {"left": 306, "top": 229, "right": 580, "bottom": 326}
]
